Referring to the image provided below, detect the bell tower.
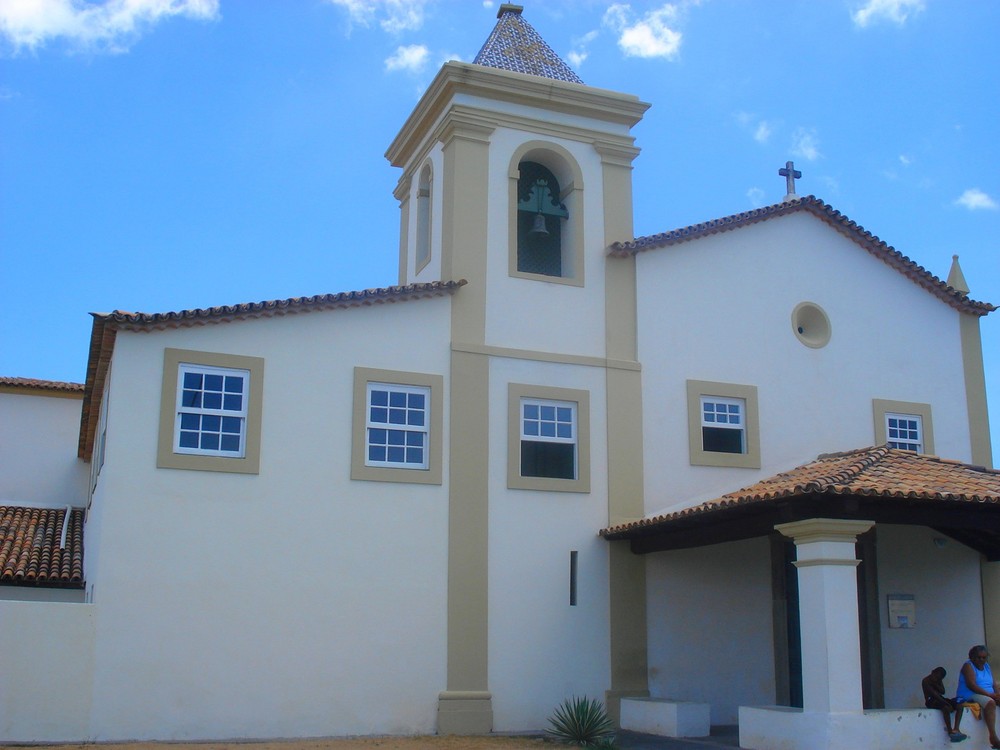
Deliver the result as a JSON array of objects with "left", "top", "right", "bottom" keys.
[{"left": 385, "top": 4, "right": 651, "bottom": 733}]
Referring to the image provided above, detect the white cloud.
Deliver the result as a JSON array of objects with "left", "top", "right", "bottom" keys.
[
  {"left": 753, "top": 121, "right": 772, "bottom": 144},
  {"left": 898, "top": 154, "right": 912, "bottom": 166},
  {"left": 851, "top": 0, "right": 925, "bottom": 28},
  {"left": 385, "top": 43, "right": 429, "bottom": 73},
  {"left": 0, "top": 0, "right": 218, "bottom": 54},
  {"left": 746, "top": 187, "right": 765, "bottom": 207},
  {"left": 954, "top": 189, "right": 998, "bottom": 211},
  {"left": 602, "top": 2, "right": 686, "bottom": 60},
  {"left": 327, "top": 0, "right": 427, "bottom": 34},
  {"left": 567, "top": 29, "right": 598, "bottom": 69},
  {"left": 790, "top": 128, "right": 821, "bottom": 161}
]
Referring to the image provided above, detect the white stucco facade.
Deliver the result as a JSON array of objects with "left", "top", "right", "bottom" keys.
[{"left": 635, "top": 212, "right": 972, "bottom": 515}]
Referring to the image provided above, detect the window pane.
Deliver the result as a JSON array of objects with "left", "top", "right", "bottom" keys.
[
  {"left": 409, "top": 393, "right": 425, "bottom": 410},
  {"left": 524, "top": 403, "right": 539, "bottom": 420},
  {"left": 202, "top": 415, "right": 221, "bottom": 432},
  {"left": 369, "top": 428, "right": 386, "bottom": 444},
  {"left": 521, "top": 441, "right": 575, "bottom": 479},
  {"left": 203, "top": 392, "right": 223, "bottom": 409},
  {"left": 224, "top": 377, "right": 243, "bottom": 393},
  {"left": 703, "top": 426, "right": 744, "bottom": 454},
  {"left": 204, "top": 374, "right": 223, "bottom": 391},
  {"left": 183, "top": 372, "right": 202, "bottom": 389},
  {"left": 180, "top": 413, "right": 200, "bottom": 430},
  {"left": 409, "top": 410, "right": 425, "bottom": 426},
  {"left": 389, "top": 408, "right": 407, "bottom": 424},
  {"left": 179, "top": 431, "right": 199, "bottom": 448},
  {"left": 387, "top": 446, "right": 405, "bottom": 463},
  {"left": 369, "top": 445, "right": 386, "bottom": 462},
  {"left": 222, "top": 417, "right": 242, "bottom": 433},
  {"left": 200, "top": 433, "right": 220, "bottom": 451},
  {"left": 220, "top": 434, "right": 241, "bottom": 452},
  {"left": 371, "top": 390, "right": 388, "bottom": 406},
  {"left": 223, "top": 394, "right": 243, "bottom": 411},
  {"left": 370, "top": 407, "right": 388, "bottom": 423},
  {"left": 182, "top": 390, "right": 202, "bottom": 408},
  {"left": 406, "top": 447, "right": 424, "bottom": 464},
  {"left": 389, "top": 391, "right": 407, "bottom": 407}
]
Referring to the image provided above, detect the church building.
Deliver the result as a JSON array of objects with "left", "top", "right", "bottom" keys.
[{"left": 2, "top": 6, "right": 997, "bottom": 750}]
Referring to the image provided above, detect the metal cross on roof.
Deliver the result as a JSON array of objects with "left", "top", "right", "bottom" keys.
[{"left": 779, "top": 161, "right": 802, "bottom": 197}]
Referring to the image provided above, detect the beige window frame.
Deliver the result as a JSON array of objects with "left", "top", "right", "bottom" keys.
[
  {"left": 508, "top": 383, "right": 590, "bottom": 492},
  {"left": 686, "top": 380, "right": 761, "bottom": 469},
  {"left": 157, "top": 348, "right": 265, "bottom": 474},
  {"left": 873, "top": 399, "right": 934, "bottom": 454},
  {"left": 351, "top": 367, "right": 443, "bottom": 485}
]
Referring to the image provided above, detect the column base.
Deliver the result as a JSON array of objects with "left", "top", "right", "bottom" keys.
[
  {"left": 437, "top": 691, "right": 493, "bottom": 735},
  {"left": 605, "top": 688, "right": 650, "bottom": 727}
]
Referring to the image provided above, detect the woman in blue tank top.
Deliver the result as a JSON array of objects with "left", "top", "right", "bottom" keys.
[{"left": 957, "top": 645, "right": 1000, "bottom": 748}]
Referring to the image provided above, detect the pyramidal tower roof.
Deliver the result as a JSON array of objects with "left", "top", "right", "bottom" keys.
[{"left": 472, "top": 4, "right": 584, "bottom": 84}]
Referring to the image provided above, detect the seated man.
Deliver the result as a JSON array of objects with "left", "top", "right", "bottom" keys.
[{"left": 923, "top": 666, "right": 966, "bottom": 742}]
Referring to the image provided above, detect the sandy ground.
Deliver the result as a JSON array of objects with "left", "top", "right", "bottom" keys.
[{"left": 4, "top": 737, "right": 551, "bottom": 750}]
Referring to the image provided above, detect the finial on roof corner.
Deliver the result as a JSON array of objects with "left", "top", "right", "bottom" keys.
[
  {"left": 498, "top": 3, "right": 523, "bottom": 18},
  {"left": 947, "top": 254, "right": 970, "bottom": 294}
]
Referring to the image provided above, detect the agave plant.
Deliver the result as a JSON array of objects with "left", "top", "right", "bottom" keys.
[{"left": 546, "top": 695, "right": 616, "bottom": 747}]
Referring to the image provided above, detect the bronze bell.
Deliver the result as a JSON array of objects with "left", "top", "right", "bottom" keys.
[{"left": 529, "top": 212, "right": 549, "bottom": 236}]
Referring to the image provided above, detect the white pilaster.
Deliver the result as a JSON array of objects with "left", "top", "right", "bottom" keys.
[{"left": 776, "top": 518, "right": 874, "bottom": 714}]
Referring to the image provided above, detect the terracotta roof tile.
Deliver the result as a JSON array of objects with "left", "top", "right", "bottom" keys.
[
  {"left": 0, "top": 377, "right": 84, "bottom": 394},
  {"left": 473, "top": 4, "right": 584, "bottom": 84},
  {"left": 609, "top": 196, "right": 995, "bottom": 317},
  {"left": 602, "top": 446, "right": 1000, "bottom": 538},
  {"left": 0, "top": 506, "right": 85, "bottom": 587},
  {"left": 96, "top": 280, "right": 467, "bottom": 331}
]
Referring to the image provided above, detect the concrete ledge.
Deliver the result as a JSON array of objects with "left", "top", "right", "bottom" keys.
[
  {"left": 739, "top": 705, "right": 989, "bottom": 750},
  {"left": 620, "top": 697, "right": 710, "bottom": 738}
]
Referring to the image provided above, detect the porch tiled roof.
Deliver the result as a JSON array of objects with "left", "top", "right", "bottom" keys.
[
  {"left": 609, "top": 196, "right": 995, "bottom": 317},
  {"left": 473, "top": 4, "right": 584, "bottom": 84},
  {"left": 0, "top": 506, "right": 85, "bottom": 587},
  {"left": 602, "top": 446, "right": 1000, "bottom": 539}
]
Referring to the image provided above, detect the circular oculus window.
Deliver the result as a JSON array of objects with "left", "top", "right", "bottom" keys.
[{"left": 791, "top": 302, "right": 831, "bottom": 348}]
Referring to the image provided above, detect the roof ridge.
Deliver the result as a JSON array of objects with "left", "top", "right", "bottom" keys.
[
  {"left": 0, "top": 377, "right": 84, "bottom": 392},
  {"left": 97, "top": 279, "right": 467, "bottom": 329}
]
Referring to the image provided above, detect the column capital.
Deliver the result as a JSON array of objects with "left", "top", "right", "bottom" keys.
[{"left": 775, "top": 518, "right": 874, "bottom": 545}]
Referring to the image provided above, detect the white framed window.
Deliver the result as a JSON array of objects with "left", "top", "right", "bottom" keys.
[
  {"left": 175, "top": 364, "right": 249, "bottom": 457},
  {"left": 351, "top": 367, "right": 443, "bottom": 485},
  {"left": 872, "top": 399, "right": 933, "bottom": 455},
  {"left": 885, "top": 413, "right": 923, "bottom": 452},
  {"left": 157, "top": 349, "right": 264, "bottom": 474},
  {"left": 686, "top": 380, "right": 760, "bottom": 468},
  {"left": 700, "top": 396, "right": 745, "bottom": 455},
  {"left": 520, "top": 398, "right": 577, "bottom": 480},
  {"left": 365, "top": 382, "right": 430, "bottom": 469},
  {"left": 507, "top": 383, "right": 590, "bottom": 492}
]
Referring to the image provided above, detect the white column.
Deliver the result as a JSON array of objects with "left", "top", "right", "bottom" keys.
[{"left": 776, "top": 518, "right": 874, "bottom": 714}]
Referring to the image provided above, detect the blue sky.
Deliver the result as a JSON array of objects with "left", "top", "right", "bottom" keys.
[{"left": 2, "top": 0, "right": 998, "bottom": 461}]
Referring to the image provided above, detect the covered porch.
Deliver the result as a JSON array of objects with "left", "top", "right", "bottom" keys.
[{"left": 602, "top": 446, "right": 1000, "bottom": 750}]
